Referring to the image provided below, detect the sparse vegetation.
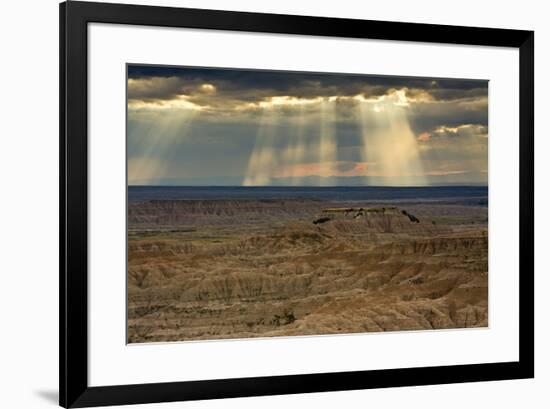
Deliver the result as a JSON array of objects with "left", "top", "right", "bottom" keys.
[
  {"left": 313, "top": 216, "right": 332, "bottom": 225},
  {"left": 271, "top": 310, "right": 296, "bottom": 326}
]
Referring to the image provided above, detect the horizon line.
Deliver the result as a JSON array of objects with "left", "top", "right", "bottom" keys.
[{"left": 128, "top": 184, "right": 488, "bottom": 188}]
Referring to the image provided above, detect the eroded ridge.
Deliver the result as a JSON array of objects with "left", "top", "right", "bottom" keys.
[{"left": 127, "top": 199, "right": 488, "bottom": 343}]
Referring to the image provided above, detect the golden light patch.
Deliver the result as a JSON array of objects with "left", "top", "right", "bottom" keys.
[
  {"left": 128, "top": 95, "right": 203, "bottom": 111},
  {"left": 259, "top": 96, "right": 325, "bottom": 108},
  {"left": 418, "top": 132, "right": 431, "bottom": 142},
  {"left": 200, "top": 83, "right": 216, "bottom": 93}
]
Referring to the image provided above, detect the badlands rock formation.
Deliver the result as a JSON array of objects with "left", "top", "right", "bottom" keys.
[{"left": 127, "top": 199, "right": 488, "bottom": 343}]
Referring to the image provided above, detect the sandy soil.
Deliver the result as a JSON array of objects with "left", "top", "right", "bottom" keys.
[{"left": 127, "top": 198, "right": 488, "bottom": 343}]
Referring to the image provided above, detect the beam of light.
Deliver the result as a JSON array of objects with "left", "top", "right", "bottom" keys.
[
  {"left": 357, "top": 92, "right": 427, "bottom": 186},
  {"left": 286, "top": 105, "right": 307, "bottom": 186},
  {"left": 127, "top": 107, "right": 197, "bottom": 185},
  {"left": 318, "top": 99, "right": 337, "bottom": 186},
  {"left": 242, "top": 107, "right": 279, "bottom": 186}
]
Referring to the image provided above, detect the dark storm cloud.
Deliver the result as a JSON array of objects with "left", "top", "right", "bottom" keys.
[
  {"left": 408, "top": 98, "right": 489, "bottom": 135},
  {"left": 127, "top": 64, "right": 488, "bottom": 186},
  {"left": 127, "top": 65, "right": 486, "bottom": 91},
  {"left": 127, "top": 64, "right": 488, "bottom": 107}
]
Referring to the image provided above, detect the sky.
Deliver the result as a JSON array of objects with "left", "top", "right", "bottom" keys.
[{"left": 127, "top": 64, "right": 488, "bottom": 186}]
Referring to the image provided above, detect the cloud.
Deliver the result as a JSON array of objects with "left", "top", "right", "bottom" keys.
[
  {"left": 415, "top": 124, "right": 488, "bottom": 145},
  {"left": 127, "top": 65, "right": 488, "bottom": 115},
  {"left": 127, "top": 65, "right": 488, "bottom": 186},
  {"left": 432, "top": 124, "right": 488, "bottom": 138}
]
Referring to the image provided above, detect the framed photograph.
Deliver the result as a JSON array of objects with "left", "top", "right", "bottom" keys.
[{"left": 60, "top": 1, "right": 534, "bottom": 407}]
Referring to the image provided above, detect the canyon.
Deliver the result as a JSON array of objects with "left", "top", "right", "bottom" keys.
[{"left": 127, "top": 198, "right": 488, "bottom": 343}]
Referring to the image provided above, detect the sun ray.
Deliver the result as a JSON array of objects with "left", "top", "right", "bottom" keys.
[
  {"left": 128, "top": 107, "right": 197, "bottom": 185},
  {"left": 357, "top": 94, "right": 427, "bottom": 186},
  {"left": 287, "top": 105, "right": 307, "bottom": 186},
  {"left": 242, "top": 107, "right": 279, "bottom": 186},
  {"left": 318, "top": 99, "right": 337, "bottom": 186}
]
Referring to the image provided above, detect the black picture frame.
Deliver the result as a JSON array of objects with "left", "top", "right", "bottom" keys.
[{"left": 60, "top": 1, "right": 534, "bottom": 407}]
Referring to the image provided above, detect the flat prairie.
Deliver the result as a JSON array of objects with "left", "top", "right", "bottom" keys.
[{"left": 127, "top": 197, "right": 488, "bottom": 343}]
